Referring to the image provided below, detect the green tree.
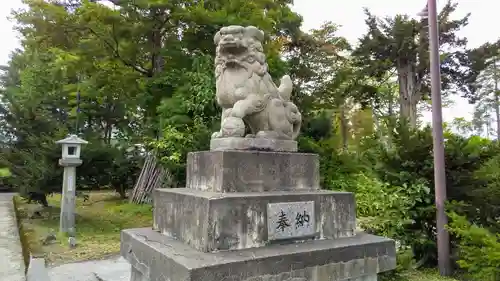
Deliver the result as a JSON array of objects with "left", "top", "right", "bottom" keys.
[
  {"left": 450, "top": 117, "right": 473, "bottom": 136},
  {"left": 471, "top": 52, "right": 500, "bottom": 139},
  {"left": 353, "top": 1, "right": 472, "bottom": 128}
]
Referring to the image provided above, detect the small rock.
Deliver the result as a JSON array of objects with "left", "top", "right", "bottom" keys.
[
  {"left": 28, "top": 205, "right": 45, "bottom": 219},
  {"left": 41, "top": 233, "right": 57, "bottom": 245},
  {"left": 67, "top": 227, "right": 76, "bottom": 237},
  {"left": 68, "top": 236, "right": 77, "bottom": 248}
]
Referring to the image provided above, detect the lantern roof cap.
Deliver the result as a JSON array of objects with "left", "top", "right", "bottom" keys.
[{"left": 56, "top": 134, "right": 88, "bottom": 145}]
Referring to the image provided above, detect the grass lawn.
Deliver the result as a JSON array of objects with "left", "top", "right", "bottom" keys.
[{"left": 14, "top": 191, "right": 152, "bottom": 266}]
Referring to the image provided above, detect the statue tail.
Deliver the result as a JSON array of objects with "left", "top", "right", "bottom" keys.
[{"left": 278, "top": 75, "right": 293, "bottom": 101}]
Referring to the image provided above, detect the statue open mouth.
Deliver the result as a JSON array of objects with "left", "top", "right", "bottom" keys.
[
  {"left": 225, "top": 60, "right": 242, "bottom": 68},
  {"left": 220, "top": 42, "right": 247, "bottom": 55}
]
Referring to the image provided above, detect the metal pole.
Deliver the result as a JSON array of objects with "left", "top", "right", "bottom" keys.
[{"left": 427, "top": 0, "right": 451, "bottom": 275}]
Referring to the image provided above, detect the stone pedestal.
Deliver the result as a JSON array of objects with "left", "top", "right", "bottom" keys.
[
  {"left": 59, "top": 158, "right": 82, "bottom": 234},
  {"left": 121, "top": 150, "right": 396, "bottom": 281}
]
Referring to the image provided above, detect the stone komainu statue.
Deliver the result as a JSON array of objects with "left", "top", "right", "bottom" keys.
[{"left": 211, "top": 25, "right": 302, "bottom": 141}]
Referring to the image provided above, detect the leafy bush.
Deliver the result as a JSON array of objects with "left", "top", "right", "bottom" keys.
[
  {"left": 364, "top": 125, "right": 500, "bottom": 266},
  {"left": 300, "top": 120, "right": 500, "bottom": 276},
  {"left": 0, "top": 133, "right": 142, "bottom": 198},
  {"left": 149, "top": 120, "right": 212, "bottom": 187},
  {"left": 344, "top": 172, "right": 433, "bottom": 277},
  {"left": 152, "top": 54, "right": 219, "bottom": 186},
  {"left": 0, "top": 134, "right": 62, "bottom": 196},
  {"left": 447, "top": 212, "right": 500, "bottom": 281},
  {"left": 471, "top": 153, "right": 500, "bottom": 232},
  {"left": 79, "top": 143, "right": 143, "bottom": 197},
  {"left": 348, "top": 173, "right": 431, "bottom": 243}
]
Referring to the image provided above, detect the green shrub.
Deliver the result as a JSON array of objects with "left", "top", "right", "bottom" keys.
[
  {"left": 447, "top": 212, "right": 500, "bottom": 281},
  {"left": 79, "top": 143, "right": 142, "bottom": 197},
  {"left": 0, "top": 134, "right": 142, "bottom": 197},
  {"left": 363, "top": 125, "right": 500, "bottom": 266},
  {"left": 349, "top": 173, "right": 431, "bottom": 243}
]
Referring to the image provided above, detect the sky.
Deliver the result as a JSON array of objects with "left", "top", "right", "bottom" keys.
[{"left": 1, "top": 0, "right": 500, "bottom": 125}]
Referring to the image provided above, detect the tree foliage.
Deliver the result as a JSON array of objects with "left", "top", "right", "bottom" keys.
[{"left": 353, "top": 1, "right": 482, "bottom": 128}]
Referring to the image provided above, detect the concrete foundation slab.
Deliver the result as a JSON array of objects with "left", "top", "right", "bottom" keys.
[
  {"left": 121, "top": 228, "right": 395, "bottom": 281},
  {"left": 153, "top": 188, "right": 356, "bottom": 252}
]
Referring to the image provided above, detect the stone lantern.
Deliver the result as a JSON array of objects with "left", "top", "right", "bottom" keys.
[{"left": 55, "top": 134, "right": 88, "bottom": 234}]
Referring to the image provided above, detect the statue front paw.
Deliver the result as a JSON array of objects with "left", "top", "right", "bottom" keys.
[
  {"left": 221, "top": 117, "right": 246, "bottom": 138},
  {"left": 211, "top": 131, "right": 222, "bottom": 139},
  {"left": 256, "top": 130, "right": 279, "bottom": 139}
]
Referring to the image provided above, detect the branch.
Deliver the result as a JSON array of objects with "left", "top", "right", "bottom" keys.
[
  {"left": 87, "top": 26, "right": 150, "bottom": 76},
  {"left": 375, "top": 69, "right": 397, "bottom": 88}
]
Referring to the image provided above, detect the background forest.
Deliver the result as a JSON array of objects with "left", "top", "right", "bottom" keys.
[{"left": 1, "top": 0, "right": 500, "bottom": 280}]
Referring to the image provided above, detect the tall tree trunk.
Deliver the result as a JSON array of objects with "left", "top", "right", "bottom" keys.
[
  {"left": 339, "top": 104, "right": 348, "bottom": 151},
  {"left": 494, "top": 60, "right": 500, "bottom": 140},
  {"left": 397, "top": 63, "right": 421, "bottom": 128},
  {"left": 149, "top": 7, "right": 166, "bottom": 139},
  {"left": 372, "top": 101, "right": 385, "bottom": 144},
  {"left": 150, "top": 7, "right": 164, "bottom": 76},
  {"left": 388, "top": 91, "right": 394, "bottom": 117},
  {"left": 387, "top": 90, "right": 395, "bottom": 148}
]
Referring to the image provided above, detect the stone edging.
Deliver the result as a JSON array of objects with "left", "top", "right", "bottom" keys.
[
  {"left": 12, "top": 195, "right": 31, "bottom": 270},
  {"left": 0, "top": 194, "right": 27, "bottom": 281},
  {"left": 11, "top": 195, "right": 52, "bottom": 281},
  {"left": 27, "top": 256, "right": 50, "bottom": 281}
]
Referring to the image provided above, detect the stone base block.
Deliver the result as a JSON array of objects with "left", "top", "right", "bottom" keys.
[
  {"left": 343, "top": 275, "right": 377, "bottom": 281},
  {"left": 121, "top": 228, "right": 396, "bottom": 281},
  {"left": 210, "top": 137, "right": 298, "bottom": 152},
  {"left": 187, "top": 150, "right": 319, "bottom": 192},
  {"left": 153, "top": 188, "right": 356, "bottom": 252}
]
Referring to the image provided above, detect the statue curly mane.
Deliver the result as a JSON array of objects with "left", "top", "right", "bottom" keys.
[{"left": 214, "top": 26, "right": 268, "bottom": 79}]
